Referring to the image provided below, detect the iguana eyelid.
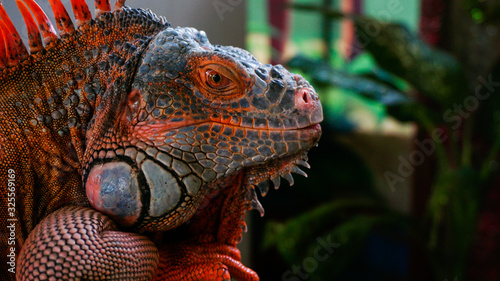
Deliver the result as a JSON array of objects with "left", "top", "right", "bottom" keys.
[
  {"left": 199, "top": 63, "right": 239, "bottom": 83},
  {"left": 197, "top": 64, "right": 241, "bottom": 95},
  {"left": 205, "top": 69, "right": 233, "bottom": 89}
]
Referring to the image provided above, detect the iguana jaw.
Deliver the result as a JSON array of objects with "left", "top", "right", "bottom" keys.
[
  {"left": 244, "top": 148, "right": 315, "bottom": 216},
  {"left": 242, "top": 123, "right": 321, "bottom": 214},
  {"left": 180, "top": 122, "right": 321, "bottom": 234}
]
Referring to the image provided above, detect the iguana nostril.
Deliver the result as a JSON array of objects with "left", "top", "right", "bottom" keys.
[
  {"left": 296, "top": 88, "right": 314, "bottom": 108},
  {"left": 302, "top": 90, "right": 310, "bottom": 104}
]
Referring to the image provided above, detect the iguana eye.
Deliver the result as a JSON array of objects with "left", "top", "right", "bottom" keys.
[
  {"left": 206, "top": 69, "right": 232, "bottom": 89},
  {"left": 197, "top": 64, "right": 240, "bottom": 95}
]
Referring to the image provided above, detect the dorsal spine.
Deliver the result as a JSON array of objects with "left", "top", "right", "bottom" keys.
[
  {"left": 0, "top": 1, "right": 170, "bottom": 163},
  {"left": 0, "top": 0, "right": 168, "bottom": 70}
]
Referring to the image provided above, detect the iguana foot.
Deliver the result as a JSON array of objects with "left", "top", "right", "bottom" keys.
[
  {"left": 17, "top": 206, "right": 159, "bottom": 280},
  {"left": 154, "top": 243, "right": 259, "bottom": 281}
]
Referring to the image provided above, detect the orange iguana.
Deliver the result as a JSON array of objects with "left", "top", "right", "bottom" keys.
[{"left": 0, "top": 0, "right": 322, "bottom": 280}]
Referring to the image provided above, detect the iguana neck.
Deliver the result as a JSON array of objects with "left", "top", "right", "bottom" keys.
[{"left": 0, "top": 7, "right": 167, "bottom": 167}]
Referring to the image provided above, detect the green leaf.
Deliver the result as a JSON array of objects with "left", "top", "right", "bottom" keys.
[
  {"left": 288, "top": 55, "right": 410, "bottom": 106},
  {"left": 427, "top": 168, "right": 482, "bottom": 280},
  {"left": 264, "top": 198, "right": 409, "bottom": 264},
  {"left": 354, "top": 17, "right": 468, "bottom": 107},
  {"left": 287, "top": 4, "right": 467, "bottom": 107}
]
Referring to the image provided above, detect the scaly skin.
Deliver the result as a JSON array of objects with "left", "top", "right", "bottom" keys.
[{"left": 0, "top": 1, "right": 322, "bottom": 280}]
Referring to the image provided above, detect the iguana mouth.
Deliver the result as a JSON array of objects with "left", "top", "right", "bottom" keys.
[{"left": 243, "top": 123, "right": 321, "bottom": 216}]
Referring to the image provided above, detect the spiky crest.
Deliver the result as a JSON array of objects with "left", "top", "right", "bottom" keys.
[
  {"left": 15, "top": 0, "right": 43, "bottom": 53},
  {"left": 46, "top": 0, "right": 75, "bottom": 36},
  {"left": 0, "top": 0, "right": 129, "bottom": 69},
  {"left": 0, "top": 1, "right": 29, "bottom": 66}
]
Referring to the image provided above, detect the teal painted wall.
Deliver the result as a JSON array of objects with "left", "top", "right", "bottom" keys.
[{"left": 364, "top": 0, "right": 421, "bottom": 31}]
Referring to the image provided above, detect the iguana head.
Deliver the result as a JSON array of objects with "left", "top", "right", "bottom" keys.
[
  {"left": 84, "top": 27, "right": 322, "bottom": 231},
  {"left": 0, "top": 0, "right": 321, "bottom": 232}
]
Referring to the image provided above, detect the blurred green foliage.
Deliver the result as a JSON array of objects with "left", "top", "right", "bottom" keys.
[{"left": 262, "top": 3, "right": 500, "bottom": 281}]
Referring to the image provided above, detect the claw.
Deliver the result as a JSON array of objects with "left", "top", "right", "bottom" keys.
[
  {"left": 291, "top": 166, "right": 308, "bottom": 178},
  {"left": 249, "top": 188, "right": 264, "bottom": 217},
  {"left": 271, "top": 175, "right": 281, "bottom": 190},
  {"left": 297, "top": 159, "right": 310, "bottom": 169},
  {"left": 255, "top": 179, "right": 270, "bottom": 197},
  {"left": 282, "top": 172, "right": 294, "bottom": 186}
]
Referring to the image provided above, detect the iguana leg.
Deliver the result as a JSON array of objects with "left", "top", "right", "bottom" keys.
[
  {"left": 154, "top": 243, "right": 259, "bottom": 281},
  {"left": 17, "top": 206, "right": 159, "bottom": 281}
]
